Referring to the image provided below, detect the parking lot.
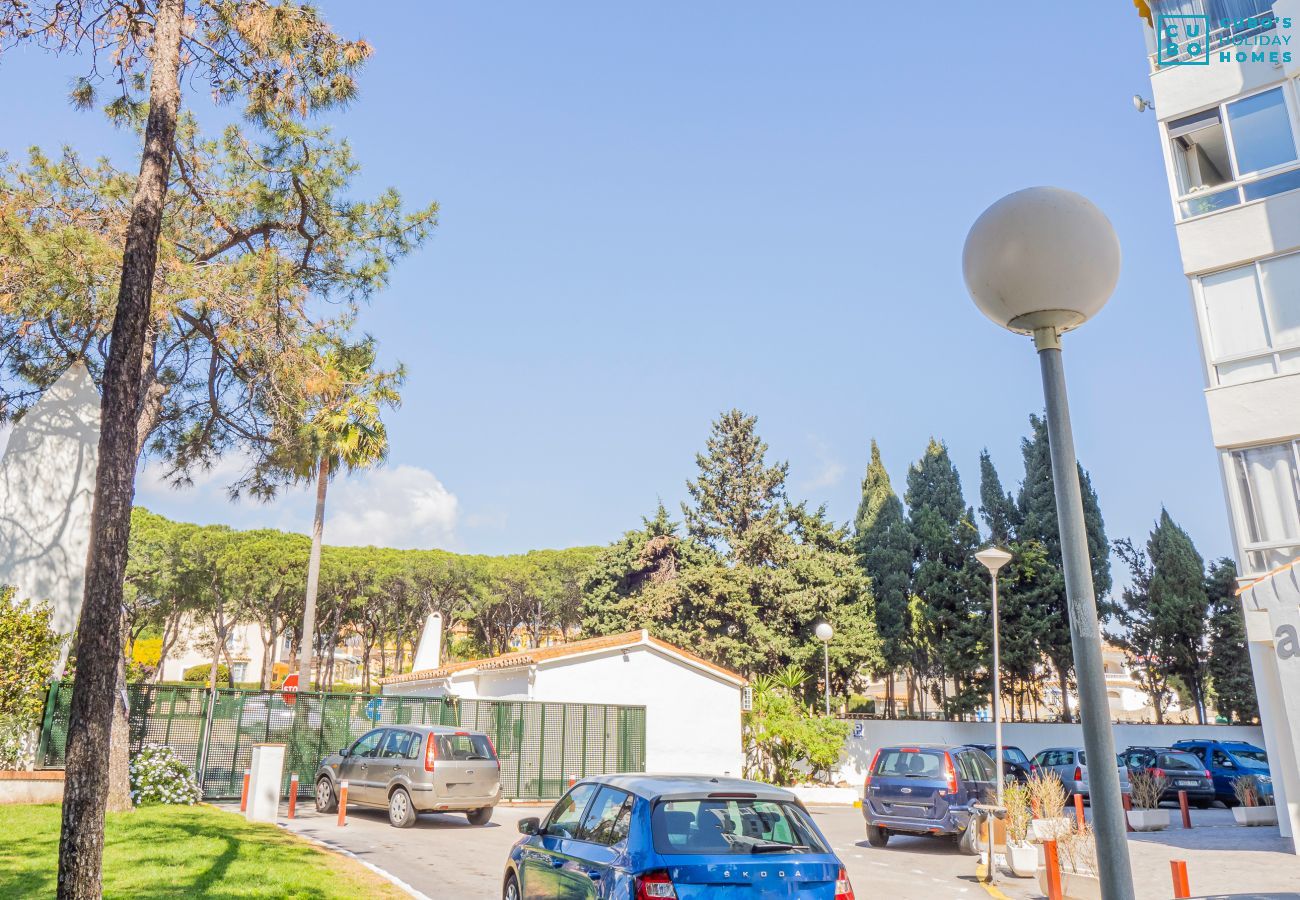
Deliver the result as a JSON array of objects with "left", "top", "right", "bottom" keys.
[{"left": 226, "top": 801, "right": 1300, "bottom": 899}]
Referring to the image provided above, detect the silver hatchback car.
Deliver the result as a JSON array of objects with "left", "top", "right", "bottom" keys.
[
  {"left": 1031, "top": 746, "right": 1131, "bottom": 801},
  {"left": 314, "top": 724, "right": 501, "bottom": 827}
]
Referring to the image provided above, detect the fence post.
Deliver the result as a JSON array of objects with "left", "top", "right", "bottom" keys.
[
  {"left": 1043, "top": 838, "right": 1063, "bottom": 900},
  {"left": 195, "top": 687, "right": 219, "bottom": 797},
  {"left": 1179, "top": 790, "right": 1192, "bottom": 829},
  {"left": 35, "top": 679, "right": 61, "bottom": 768},
  {"left": 1170, "top": 860, "right": 1191, "bottom": 898},
  {"left": 240, "top": 769, "right": 251, "bottom": 812}
]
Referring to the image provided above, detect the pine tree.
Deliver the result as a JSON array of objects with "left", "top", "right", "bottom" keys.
[
  {"left": 905, "top": 439, "right": 984, "bottom": 716},
  {"left": 853, "top": 441, "right": 914, "bottom": 716},
  {"left": 1206, "top": 557, "right": 1259, "bottom": 723},
  {"left": 1016, "top": 414, "right": 1110, "bottom": 721},
  {"left": 1109, "top": 538, "right": 1179, "bottom": 723},
  {"left": 978, "top": 449, "right": 1020, "bottom": 544}
]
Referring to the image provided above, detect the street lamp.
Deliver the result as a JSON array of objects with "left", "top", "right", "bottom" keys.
[
  {"left": 964, "top": 186, "right": 1133, "bottom": 900},
  {"left": 975, "top": 546, "right": 1013, "bottom": 809},
  {"left": 815, "top": 622, "right": 834, "bottom": 716}
]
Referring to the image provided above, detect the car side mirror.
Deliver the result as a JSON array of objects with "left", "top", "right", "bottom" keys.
[
  {"left": 339, "top": 748, "right": 350, "bottom": 757},
  {"left": 518, "top": 817, "right": 541, "bottom": 835}
]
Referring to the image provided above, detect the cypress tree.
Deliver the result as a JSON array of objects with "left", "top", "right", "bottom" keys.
[
  {"left": 853, "top": 440, "right": 914, "bottom": 716},
  {"left": 1148, "top": 509, "right": 1211, "bottom": 723},
  {"left": 1206, "top": 557, "right": 1259, "bottom": 723},
  {"left": 978, "top": 449, "right": 1020, "bottom": 544},
  {"left": 906, "top": 439, "right": 984, "bottom": 716},
  {"left": 1016, "top": 414, "right": 1110, "bottom": 721}
]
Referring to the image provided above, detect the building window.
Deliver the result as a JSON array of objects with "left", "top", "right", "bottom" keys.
[
  {"left": 1232, "top": 441, "right": 1300, "bottom": 573},
  {"left": 1169, "top": 87, "right": 1300, "bottom": 218},
  {"left": 1199, "top": 249, "right": 1300, "bottom": 384}
]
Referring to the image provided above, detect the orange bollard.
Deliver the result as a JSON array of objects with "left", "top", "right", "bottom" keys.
[
  {"left": 1122, "top": 793, "right": 1134, "bottom": 833},
  {"left": 568, "top": 774, "right": 577, "bottom": 789},
  {"left": 1170, "top": 860, "right": 1191, "bottom": 898},
  {"left": 1179, "top": 790, "right": 1192, "bottom": 829},
  {"left": 338, "top": 780, "right": 349, "bottom": 826},
  {"left": 240, "top": 769, "right": 251, "bottom": 812},
  {"left": 1074, "top": 793, "right": 1086, "bottom": 832},
  {"left": 1043, "top": 839, "right": 1063, "bottom": 900},
  {"left": 287, "top": 773, "right": 299, "bottom": 819}
]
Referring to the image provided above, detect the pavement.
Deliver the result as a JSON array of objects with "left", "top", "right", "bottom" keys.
[{"left": 219, "top": 801, "right": 1300, "bottom": 900}]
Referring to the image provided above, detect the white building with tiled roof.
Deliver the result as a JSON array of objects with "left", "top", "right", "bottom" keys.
[{"left": 379, "top": 629, "right": 746, "bottom": 776}]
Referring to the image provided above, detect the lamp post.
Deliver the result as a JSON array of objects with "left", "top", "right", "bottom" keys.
[
  {"left": 975, "top": 546, "right": 1013, "bottom": 807},
  {"left": 815, "top": 622, "right": 834, "bottom": 716},
  {"left": 964, "top": 187, "right": 1133, "bottom": 900}
]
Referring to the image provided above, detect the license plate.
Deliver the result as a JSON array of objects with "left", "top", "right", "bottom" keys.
[{"left": 1176, "top": 780, "right": 1197, "bottom": 786}]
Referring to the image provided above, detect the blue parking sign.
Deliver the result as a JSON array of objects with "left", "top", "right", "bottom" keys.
[{"left": 364, "top": 697, "right": 383, "bottom": 722}]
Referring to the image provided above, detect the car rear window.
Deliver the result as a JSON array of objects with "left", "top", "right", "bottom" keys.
[
  {"left": 1004, "top": 747, "right": 1030, "bottom": 766},
  {"left": 873, "top": 749, "right": 945, "bottom": 777},
  {"left": 651, "top": 799, "right": 829, "bottom": 855},
  {"left": 1158, "top": 751, "right": 1203, "bottom": 771},
  {"left": 436, "top": 733, "right": 496, "bottom": 761}
]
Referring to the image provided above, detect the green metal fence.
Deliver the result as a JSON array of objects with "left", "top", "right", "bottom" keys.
[{"left": 38, "top": 681, "right": 646, "bottom": 801}]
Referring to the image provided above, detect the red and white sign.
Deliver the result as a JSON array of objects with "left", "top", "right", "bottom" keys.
[{"left": 280, "top": 672, "right": 299, "bottom": 707}]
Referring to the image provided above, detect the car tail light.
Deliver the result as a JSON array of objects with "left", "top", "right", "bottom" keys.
[
  {"left": 864, "top": 749, "right": 881, "bottom": 790},
  {"left": 486, "top": 734, "right": 500, "bottom": 767},
  {"left": 424, "top": 734, "right": 438, "bottom": 772},
  {"left": 834, "top": 865, "right": 855, "bottom": 900},
  {"left": 636, "top": 871, "right": 676, "bottom": 899},
  {"left": 943, "top": 752, "right": 958, "bottom": 794},
  {"left": 1153, "top": 767, "right": 1166, "bottom": 779},
  {"left": 1073, "top": 766, "right": 1083, "bottom": 783},
  {"left": 1204, "top": 770, "right": 1212, "bottom": 779},
  {"left": 1030, "top": 763, "right": 1040, "bottom": 776}
]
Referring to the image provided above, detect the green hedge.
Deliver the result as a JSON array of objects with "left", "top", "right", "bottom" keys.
[{"left": 182, "top": 664, "right": 230, "bottom": 684}]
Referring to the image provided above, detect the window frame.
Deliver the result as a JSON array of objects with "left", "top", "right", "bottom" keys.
[
  {"left": 575, "top": 786, "right": 635, "bottom": 846},
  {"left": 1226, "top": 438, "right": 1300, "bottom": 573},
  {"left": 543, "top": 783, "right": 599, "bottom": 838},
  {"left": 1193, "top": 249, "right": 1300, "bottom": 387},
  {"left": 1166, "top": 81, "right": 1300, "bottom": 221}
]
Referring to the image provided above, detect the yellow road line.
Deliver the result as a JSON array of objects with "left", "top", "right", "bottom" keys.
[{"left": 973, "top": 863, "right": 1014, "bottom": 900}]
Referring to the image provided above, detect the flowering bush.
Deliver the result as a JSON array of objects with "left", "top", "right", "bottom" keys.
[{"left": 129, "top": 744, "right": 201, "bottom": 805}]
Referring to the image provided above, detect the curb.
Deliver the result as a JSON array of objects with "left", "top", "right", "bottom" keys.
[{"left": 277, "top": 824, "right": 432, "bottom": 900}]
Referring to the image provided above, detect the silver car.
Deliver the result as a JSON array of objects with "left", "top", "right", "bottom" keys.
[
  {"left": 1032, "top": 746, "right": 1131, "bottom": 801},
  {"left": 314, "top": 724, "right": 501, "bottom": 827}
]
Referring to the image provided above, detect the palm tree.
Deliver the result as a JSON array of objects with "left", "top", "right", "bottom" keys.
[{"left": 278, "top": 336, "right": 403, "bottom": 689}]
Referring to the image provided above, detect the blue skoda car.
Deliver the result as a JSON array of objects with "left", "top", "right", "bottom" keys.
[
  {"left": 861, "top": 744, "right": 995, "bottom": 850},
  {"left": 503, "top": 774, "right": 855, "bottom": 899}
]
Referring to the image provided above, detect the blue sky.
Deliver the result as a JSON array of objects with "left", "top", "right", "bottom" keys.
[{"left": 0, "top": 3, "right": 1229, "bottom": 567}]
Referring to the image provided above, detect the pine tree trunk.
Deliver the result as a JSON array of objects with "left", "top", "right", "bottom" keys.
[
  {"left": 1056, "top": 664, "right": 1072, "bottom": 723},
  {"left": 298, "top": 457, "right": 330, "bottom": 690},
  {"left": 57, "top": 3, "right": 185, "bottom": 895},
  {"left": 105, "top": 657, "right": 132, "bottom": 814}
]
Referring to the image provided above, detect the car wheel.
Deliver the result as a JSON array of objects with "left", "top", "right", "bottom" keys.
[
  {"left": 865, "top": 824, "right": 889, "bottom": 847},
  {"left": 315, "top": 777, "right": 338, "bottom": 814},
  {"left": 957, "top": 820, "right": 980, "bottom": 856},
  {"left": 467, "top": 807, "right": 493, "bottom": 826},
  {"left": 503, "top": 873, "right": 520, "bottom": 900},
  {"left": 389, "top": 788, "right": 417, "bottom": 828},
  {"left": 1194, "top": 800, "right": 1212, "bottom": 810}
]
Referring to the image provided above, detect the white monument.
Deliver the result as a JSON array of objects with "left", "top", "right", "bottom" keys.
[
  {"left": 411, "top": 611, "right": 443, "bottom": 672},
  {"left": 0, "top": 361, "right": 101, "bottom": 669}
]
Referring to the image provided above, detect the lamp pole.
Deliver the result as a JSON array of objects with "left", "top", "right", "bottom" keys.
[
  {"left": 976, "top": 546, "right": 1013, "bottom": 809},
  {"left": 964, "top": 187, "right": 1134, "bottom": 900},
  {"left": 815, "top": 623, "right": 834, "bottom": 716}
]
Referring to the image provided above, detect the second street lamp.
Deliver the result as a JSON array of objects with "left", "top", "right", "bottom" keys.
[
  {"left": 975, "top": 546, "right": 1014, "bottom": 809},
  {"left": 964, "top": 186, "right": 1133, "bottom": 900},
  {"left": 815, "top": 622, "right": 834, "bottom": 716}
]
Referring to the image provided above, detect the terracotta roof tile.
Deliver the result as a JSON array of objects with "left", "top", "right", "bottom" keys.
[{"left": 377, "top": 630, "right": 746, "bottom": 686}]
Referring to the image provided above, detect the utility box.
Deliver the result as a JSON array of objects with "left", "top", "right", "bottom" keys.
[{"left": 246, "top": 743, "right": 286, "bottom": 823}]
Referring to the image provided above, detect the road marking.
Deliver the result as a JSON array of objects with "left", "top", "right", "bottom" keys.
[{"left": 976, "top": 879, "right": 1010, "bottom": 900}]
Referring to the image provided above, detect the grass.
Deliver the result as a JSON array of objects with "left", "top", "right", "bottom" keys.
[{"left": 0, "top": 803, "right": 407, "bottom": 899}]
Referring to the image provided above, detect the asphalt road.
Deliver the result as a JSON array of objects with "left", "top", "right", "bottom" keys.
[{"left": 237, "top": 801, "right": 1300, "bottom": 900}]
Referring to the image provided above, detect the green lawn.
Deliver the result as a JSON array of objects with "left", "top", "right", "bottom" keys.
[{"left": 0, "top": 803, "right": 407, "bottom": 898}]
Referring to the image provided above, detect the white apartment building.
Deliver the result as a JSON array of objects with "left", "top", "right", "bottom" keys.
[{"left": 1137, "top": 0, "right": 1300, "bottom": 847}]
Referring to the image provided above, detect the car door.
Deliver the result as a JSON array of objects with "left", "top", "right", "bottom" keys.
[
  {"left": 342, "top": 729, "right": 386, "bottom": 804},
  {"left": 553, "top": 787, "right": 634, "bottom": 899},
  {"left": 1210, "top": 748, "right": 1238, "bottom": 798},
  {"left": 957, "top": 750, "right": 995, "bottom": 806},
  {"left": 376, "top": 729, "right": 416, "bottom": 801},
  {"left": 522, "top": 783, "right": 598, "bottom": 900}
]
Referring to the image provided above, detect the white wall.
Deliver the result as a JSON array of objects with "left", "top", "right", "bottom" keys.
[
  {"left": 527, "top": 647, "right": 743, "bottom": 776},
  {"left": 829, "top": 719, "right": 1266, "bottom": 786}
]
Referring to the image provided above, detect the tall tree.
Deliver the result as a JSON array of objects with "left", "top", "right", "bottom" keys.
[
  {"left": 1206, "top": 557, "right": 1258, "bottom": 723},
  {"left": 1109, "top": 537, "right": 1179, "bottom": 723},
  {"left": 853, "top": 440, "right": 913, "bottom": 716},
  {"left": 1147, "top": 509, "right": 1211, "bottom": 723},
  {"left": 1, "top": 4, "right": 376, "bottom": 893},
  {"left": 905, "top": 439, "right": 984, "bottom": 716},
  {"left": 1016, "top": 414, "right": 1110, "bottom": 722},
  {"left": 273, "top": 337, "right": 401, "bottom": 689},
  {"left": 978, "top": 449, "right": 1020, "bottom": 544}
]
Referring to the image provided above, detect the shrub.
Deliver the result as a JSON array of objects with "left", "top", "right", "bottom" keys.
[
  {"left": 1002, "top": 778, "right": 1032, "bottom": 844},
  {"left": 1232, "top": 774, "right": 1271, "bottom": 807},
  {"left": 1057, "top": 822, "right": 1098, "bottom": 876},
  {"left": 183, "top": 663, "right": 230, "bottom": 684},
  {"left": 0, "top": 592, "right": 62, "bottom": 769},
  {"left": 129, "top": 744, "right": 201, "bottom": 805},
  {"left": 845, "top": 694, "right": 875, "bottom": 715},
  {"left": 132, "top": 637, "right": 163, "bottom": 668},
  {"left": 1130, "top": 769, "right": 1167, "bottom": 809},
  {"left": 1027, "top": 768, "right": 1067, "bottom": 820}
]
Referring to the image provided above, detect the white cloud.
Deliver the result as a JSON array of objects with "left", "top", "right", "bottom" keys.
[
  {"left": 800, "top": 436, "right": 846, "bottom": 491},
  {"left": 134, "top": 458, "right": 461, "bottom": 550},
  {"left": 323, "top": 465, "right": 459, "bottom": 549}
]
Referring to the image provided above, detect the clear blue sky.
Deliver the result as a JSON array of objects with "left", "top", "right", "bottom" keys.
[{"left": 1, "top": 3, "right": 1228, "bottom": 568}]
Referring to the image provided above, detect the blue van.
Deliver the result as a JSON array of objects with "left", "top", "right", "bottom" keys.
[
  {"left": 1171, "top": 739, "right": 1273, "bottom": 807},
  {"left": 861, "top": 744, "right": 994, "bottom": 850}
]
